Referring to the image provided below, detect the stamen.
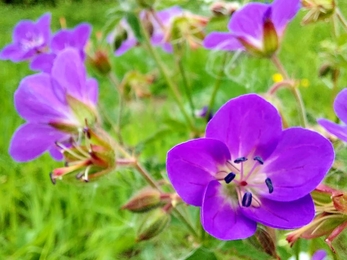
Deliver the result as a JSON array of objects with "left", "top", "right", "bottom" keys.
[
  {"left": 265, "top": 178, "right": 274, "bottom": 193},
  {"left": 253, "top": 156, "right": 264, "bottom": 165},
  {"left": 242, "top": 192, "right": 252, "bottom": 207},
  {"left": 234, "top": 157, "right": 248, "bottom": 164},
  {"left": 224, "top": 172, "right": 236, "bottom": 184},
  {"left": 76, "top": 172, "right": 84, "bottom": 179}
]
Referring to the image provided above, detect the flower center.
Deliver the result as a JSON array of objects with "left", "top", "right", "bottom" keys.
[
  {"left": 217, "top": 156, "right": 273, "bottom": 208},
  {"left": 20, "top": 33, "right": 44, "bottom": 51}
]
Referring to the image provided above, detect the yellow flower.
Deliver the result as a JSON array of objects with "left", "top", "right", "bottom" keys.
[{"left": 272, "top": 73, "right": 283, "bottom": 83}]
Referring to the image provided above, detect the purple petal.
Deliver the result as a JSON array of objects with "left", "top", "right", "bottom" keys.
[
  {"left": 49, "top": 146, "right": 63, "bottom": 160},
  {"left": 115, "top": 37, "right": 137, "bottom": 56},
  {"left": 36, "top": 13, "right": 51, "bottom": 43},
  {"left": 155, "top": 6, "right": 182, "bottom": 25},
  {"left": 203, "top": 32, "right": 244, "bottom": 51},
  {"left": 206, "top": 94, "right": 282, "bottom": 161},
  {"left": 13, "top": 20, "right": 36, "bottom": 43},
  {"left": 0, "top": 43, "right": 24, "bottom": 61},
  {"left": 50, "top": 30, "right": 71, "bottom": 52},
  {"left": 167, "top": 138, "right": 231, "bottom": 206},
  {"left": 71, "top": 23, "right": 91, "bottom": 49},
  {"left": 51, "top": 48, "right": 87, "bottom": 102},
  {"left": 30, "top": 53, "right": 56, "bottom": 73},
  {"left": 15, "top": 73, "right": 70, "bottom": 122},
  {"left": 201, "top": 180, "right": 256, "bottom": 240},
  {"left": 312, "top": 250, "right": 327, "bottom": 260},
  {"left": 333, "top": 88, "right": 347, "bottom": 124},
  {"left": 9, "top": 123, "right": 66, "bottom": 162},
  {"left": 271, "top": 0, "right": 300, "bottom": 36},
  {"left": 262, "top": 128, "right": 334, "bottom": 201},
  {"left": 228, "top": 3, "right": 268, "bottom": 46},
  {"left": 241, "top": 195, "right": 314, "bottom": 229},
  {"left": 318, "top": 119, "right": 347, "bottom": 142}
]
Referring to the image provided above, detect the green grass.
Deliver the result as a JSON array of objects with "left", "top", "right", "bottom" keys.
[{"left": 1, "top": 0, "right": 347, "bottom": 259}]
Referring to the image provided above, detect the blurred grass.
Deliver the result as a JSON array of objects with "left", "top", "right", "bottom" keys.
[{"left": 1, "top": 0, "right": 347, "bottom": 259}]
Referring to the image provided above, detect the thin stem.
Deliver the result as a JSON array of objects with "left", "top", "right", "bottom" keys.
[
  {"left": 139, "top": 16, "right": 197, "bottom": 133},
  {"left": 271, "top": 55, "right": 308, "bottom": 127},
  {"left": 336, "top": 8, "right": 347, "bottom": 32},
  {"left": 293, "top": 239, "right": 301, "bottom": 260},
  {"left": 173, "top": 206, "right": 200, "bottom": 239},
  {"left": 206, "top": 53, "right": 228, "bottom": 122},
  {"left": 134, "top": 161, "right": 161, "bottom": 190}
]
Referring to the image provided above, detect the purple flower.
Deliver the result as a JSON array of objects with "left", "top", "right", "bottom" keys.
[
  {"left": 203, "top": 0, "right": 300, "bottom": 56},
  {"left": 0, "top": 13, "right": 51, "bottom": 62},
  {"left": 318, "top": 89, "right": 347, "bottom": 142},
  {"left": 30, "top": 23, "right": 92, "bottom": 73},
  {"left": 312, "top": 250, "right": 328, "bottom": 260},
  {"left": 9, "top": 48, "right": 98, "bottom": 162},
  {"left": 108, "top": 6, "right": 182, "bottom": 56},
  {"left": 166, "top": 94, "right": 334, "bottom": 240}
]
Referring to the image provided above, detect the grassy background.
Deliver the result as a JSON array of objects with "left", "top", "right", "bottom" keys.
[{"left": 1, "top": 0, "right": 347, "bottom": 259}]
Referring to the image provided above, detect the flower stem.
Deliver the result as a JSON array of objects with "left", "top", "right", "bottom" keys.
[
  {"left": 139, "top": 17, "right": 197, "bottom": 133},
  {"left": 336, "top": 8, "right": 347, "bottom": 32},
  {"left": 207, "top": 53, "right": 228, "bottom": 122},
  {"left": 271, "top": 55, "right": 308, "bottom": 127}
]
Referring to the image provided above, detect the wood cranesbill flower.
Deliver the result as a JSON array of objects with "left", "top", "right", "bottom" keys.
[
  {"left": 166, "top": 94, "right": 334, "bottom": 240},
  {"left": 9, "top": 48, "right": 99, "bottom": 162},
  {"left": 0, "top": 13, "right": 51, "bottom": 62},
  {"left": 318, "top": 88, "right": 347, "bottom": 142},
  {"left": 203, "top": 0, "right": 300, "bottom": 57},
  {"left": 30, "top": 23, "right": 92, "bottom": 73}
]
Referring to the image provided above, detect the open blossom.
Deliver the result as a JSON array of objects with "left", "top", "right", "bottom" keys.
[
  {"left": 0, "top": 13, "right": 51, "bottom": 62},
  {"left": 30, "top": 23, "right": 92, "bottom": 73},
  {"left": 318, "top": 88, "right": 347, "bottom": 142},
  {"left": 167, "top": 94, "right": 334, "bottom": 240},
  {"left": 108, "top": 6, "right": 182, "bottom": 56},
  {"left": 203, "top": 0, "right": 300, "bottom": 56},
  {"left": 9, "top": 48, "right": 98, "bottom": 162}
]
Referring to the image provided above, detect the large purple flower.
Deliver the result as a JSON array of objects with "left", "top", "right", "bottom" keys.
[
  {"left": 30, "top": 23, "right": 92, "bottom": 73},
  {"left": 9, "top": 48, "right": 98, "bottom": 162},
  {"left": 167, "top": 94, "right": 334, "bottom": 240},
  {"left": 108, "top": 6, "right": 182, "bottom": 56},
  {"left": 203, "top": 0, "right": 300, "bottom": 56},
  {"left": 318, "top": 89, "right": 347, "bottom": 142},
  {"left": 0, "top": 13, "right": 51, "bottom": 62}
]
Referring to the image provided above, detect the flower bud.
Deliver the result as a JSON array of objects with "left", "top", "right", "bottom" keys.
[
  {"left": 136, "top": 208, "right": 171, "bottom": 241},
  {"left": 262, "top": 9, "right": 278, "bottom": 57},
  {"left": 210, "top": 1, "right": 240, "bottom": 17},
  {"left": 88, "top": 49, "right": 111, "bottom": 75},
  {"left": 249, "top": 226, "right": 279, "bottom": 259},
  {"left": 122, "top": 188, "right": 161, "bottom": 213},
  {"left": 120, "top": 71, "right": 154, "bottom": 100},
  {"left": 301, "top": 0, "right": 335, "bottom": 25}
]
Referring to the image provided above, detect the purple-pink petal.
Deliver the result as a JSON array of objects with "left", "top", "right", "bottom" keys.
[
  {"left": 201, "top": 180, "right": 257, "bottom": 240},
  {"left": 167, "top": 138, "right": 230, "bottom": 206},
  {"left": 228, "top": 3, "right": 268, "bottom": 43},
  {"left": 14, "top": 73, "right": 69, "bottom": 123},
  {"left": 86, "top": 78, "right": 99, "bottom": 105},
  {"left": 241, "top": 195, "right": 314, "bottom": 229},
  {"left": 203, "top": 32, "right": 244, "bottom": 51},
  {"left": 206, "top": 94, "right": 282, "bottom": 161},
  {"left": 333, "top": 88, "right": 347, "bottom": 124},
  {"left": 30, "top": 53, "right": 56, "bottom": 73},
  {"left": 317, "top": 119, "right": 347, "bottom": 143},
  {"left": 115, "top": 37, "right": 137, "bottom": 56},
  {"left": 270, "top": 0, "right": 300, "bottom": 36},
  {"left": 0, "top": 44, "right": 23, "bottom": 61},
  {"left": 312, "top": 250, "right": 327, "bottom": 260},
  {"left": 9, "top": 123, "right": 66, "bottom": 162},
  {"left": 261, "top": 128, "right": 334, "bottom": 201},
  {"left": 155, "top": 6, "right": 182, "bottom": 25}
]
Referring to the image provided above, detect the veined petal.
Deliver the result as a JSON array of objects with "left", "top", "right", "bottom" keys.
[
  {"left": 334, "top": 88, "right": 347, "bottom": 124},
  {"left": 262, "top": 128, "right": 334, "bottom": 201},
  {"left": 167, "top": 138, "right": 230, "bottom": 206},
  {"left": 15, "top": 73, "right": 70, "bottom": 122},
  {"left": 51, "top": 48, "right": 88, "bottom": 102},
  {"left": 228, "top": 3, "right": 268, "bottom": 44},
  {"left": 201, "top": 180, "right": 256, "bottom": 240},
  {"left": 30, "top": 53, "right": 56, "bottom": 73},
  {"left": 203, "top": 32, "right": 244, "bottom": 51},
  {"left": 271, "top": 0, "right": 300, "bottom": 36},
  {"left": 206, "top": 94, "right": 282, "bottom": 160},
  {"left": 318, "top": 118, "right": 347, "bottom": 143},
  {"left": 13, "top": 21, "right": 36, "bottom": 43},
  {"left": 241, "top": 195, "right": 314, "bottom": 229},
  {"left": 9, "top": 123, "right": 66, "bottom": 162},
  {"left": 71, "top": 23, "right": 91, "bottom": 49}
]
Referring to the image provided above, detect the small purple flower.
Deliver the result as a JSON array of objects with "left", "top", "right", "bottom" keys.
[
  {"left": 0, "top": 13, "right": 51, "bottom": 62},
  {"left": 167, "top": 94, "right": 334, "bottom": 240},
  {"left": 108, "top": 6, "right": 182, "bottom": 56},
  {"left": 30, "top": 23, "right": 92, "bottom": 73},
  {"left": 203, "top": 0, "right": 300, "bottom": 56},
  {"left": 312, "top": 250, "right": 328, "bottom": 260},
  {"left": 9, "top": 48, "right": 98, "bottom": 162},
  {"left": 318, "top": 89, "right": 347, "bottom": 142}
]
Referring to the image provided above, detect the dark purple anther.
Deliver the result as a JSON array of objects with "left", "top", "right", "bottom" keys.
[
  {"left": 242, "top": 192, "right": 252, "bottom": 207},
  {"left": 253, "top": 156, "right": 264, "bottom": 165},
  {"left": 265, "top": 177, "right": 274, "bottom": 193},
  {"left": 224, "top": 172, "right": 236, "bottom": 184},
  {"left": 234, "top": 157, "right": 248, "bottom": 164}
]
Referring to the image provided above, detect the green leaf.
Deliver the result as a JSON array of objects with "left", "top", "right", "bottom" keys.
[
  {"left": 184, "top": 247, "right": 218, "bottom": 260},
  {"left": 126, "top": 12, "right": 143, "bottom": 43}
]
